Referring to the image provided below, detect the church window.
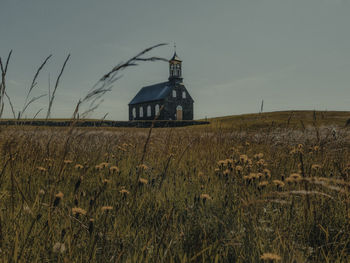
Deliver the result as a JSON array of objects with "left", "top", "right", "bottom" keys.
[
  {"left": 147, "top": 105, "right": 151, "bottom": 117},
  {"left": 182, "top": 91, "right": 186, "bottom": 99},
  {"left": 139, "top": 107, "right": 143, "bottom": 118},
  {"left": 155, "top": 104, "right": 160, "bottom": 116},
  {"left": 132, "top": 107, "right": 136, "bottom": 119},
  {"left": 172, "top": 90, "right": 177, "bottom": 98}
]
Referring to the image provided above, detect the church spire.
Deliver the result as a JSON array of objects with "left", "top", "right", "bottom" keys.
[{"left": 169, "top": 46, "right": 182, "bottom": 82}]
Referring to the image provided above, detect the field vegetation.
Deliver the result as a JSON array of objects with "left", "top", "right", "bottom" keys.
[
  {"left": 0, "top": 111, "right": 350, "bottom": 262},
  {"left": 1, "top": 45, "right": 350, "bottom": 262}
]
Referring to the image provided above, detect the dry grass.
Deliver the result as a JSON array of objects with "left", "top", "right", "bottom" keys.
[{"left": 0, "top": 114, "right": 350, "bottom": 262}]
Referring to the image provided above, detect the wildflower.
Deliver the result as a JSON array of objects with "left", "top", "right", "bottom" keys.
[
  {"left": 257, "top": 172, "right": 264, "bottom": 179},
  {"left": 260, "top": 252, "right": 281, "bottom": 261},
  {"left": 258, "top": 181, "right": 269, "bottom": 188},
  {"left": 110, "top": 166, "right": 119, "bottom": 173},
  {"left": 256, "top": 159, "right": 266, "bottom": 167},
  {"left": 37, "top": 166, "right": 47, "bottom": 173},
  {"left": 74, "top": 164, "right": 83, "bottom": 170},
  {"left": 99, "top": 162, "right": 110, "bottom": 168},
  {"left": 52, "top": 242, "right": 66, "bottom": 254},
  {"left": 235, "top": 165, "right": 243, "bottom": 174},
  {"left": 53, "top": 191, "right": 64, "bottom": 207},
  {"left": 120, "top": 189, "right": 130, "bottom": 195},
  {"left": 139, "top": 178, "right": 148, "bottom": 185},
  {"left": 313, "top": 146, "right": 320, "bottom": 152},
  {"left": 263, "top": 169, "right": 271, "bottom": 179},
  {"left": 138, "top": 164, "right": 149, "bottom": 171},
  {"left": 217, "top": 160, "right": 226, "bottom": 168},
  {"left": 273, "top": 180, "right": 285, "bottom": 189},
  {"left": 95, "top": 164, "right": 103, "bottom": 170},
  {"left": 102, "top": 179, "right": 111, "bottom": 184},
  {"left": 200, "top": 193, "right": 212, "bottom": 200},
  {"left": 72, "top": 207, "right": 87, "bottom": 216},
  {"left": 38, "top": 189, "right": 45, "bottom": 195},
  {"left": 239, "top": 154, "right": 248, "bottom": 164},
  {"left": 249, "top": 173, "right": 259, "bottom": 180},
  {"left": 55, "top": 191, "right": 64, "bottom": 199},
  {"left": 64, "top": 159, "right": 73, "bottom": 165},
  {"left": 290, "top": 173, "right": 302, "bottom": 180},
  {"left": 223, "top": 169, "right": 230, "bottom": 176},
  {"left": 101, "top": 206, "right": 113, "bottom": 212},
  {"left": 311, "top": 164, "right": 322, "bottom": 170}
]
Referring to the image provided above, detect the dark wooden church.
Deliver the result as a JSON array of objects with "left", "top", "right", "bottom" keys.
[{"left": 128, "top": 51, "right": 194, "bottom": 121}]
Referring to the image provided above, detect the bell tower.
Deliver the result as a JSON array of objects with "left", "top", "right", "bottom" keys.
[{"left": 168, "top": 44, "right": 182, "bottom": 83}]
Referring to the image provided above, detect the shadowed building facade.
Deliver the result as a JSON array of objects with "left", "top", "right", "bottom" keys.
[{"left": 128, "top": 52, "right": 194, "bottom": 121}]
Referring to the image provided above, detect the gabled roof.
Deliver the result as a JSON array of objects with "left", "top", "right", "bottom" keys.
[{"left": 129, "top": 81, "right": 172, "bottom": 105}]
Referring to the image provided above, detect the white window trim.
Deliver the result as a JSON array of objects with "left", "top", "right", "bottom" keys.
[
  {"left": 139, "top": 107, "right": 143, "bottom": 118},
  {"left": 147, "top": 105, "right": 151, "bottom": 117},
  {"left": 172, "top": 90, "right": 177, "bottom": 98}
]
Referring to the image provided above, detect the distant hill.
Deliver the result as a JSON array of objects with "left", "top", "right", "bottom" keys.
[{"left": 204, "top": 110, "right": 350, "bottom": 130}]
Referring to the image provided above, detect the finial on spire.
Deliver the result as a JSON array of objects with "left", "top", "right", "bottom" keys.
[{"left": 174, "top": 42, "right": 176, "bottom": 53}]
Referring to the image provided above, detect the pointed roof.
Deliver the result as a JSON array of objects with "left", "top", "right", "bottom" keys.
[
  {"left": 129, "top": 81, "right": 172, "bottom": 105},
  {"left": 170, "top": 52, "right": 181, "bottom": 62}
]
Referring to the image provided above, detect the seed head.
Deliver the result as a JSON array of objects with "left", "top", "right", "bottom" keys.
[
  {"left": 260, "top": 253, "right": 281, "bottom": 261},
  {"left": 72, "top": 207, "right": 87, "bottom": 215},
  {"left": 110, "top": 166, "right": 120, "bottom": 173},
  {"left": 101, "top": 206, "right": 113, "bottom": 212}
]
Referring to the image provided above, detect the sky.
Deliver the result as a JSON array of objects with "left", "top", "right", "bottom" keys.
[{"left": 0, "top": 0, "right": 349, "bottom": 120}]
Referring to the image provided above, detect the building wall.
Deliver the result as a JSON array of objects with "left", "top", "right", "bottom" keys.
[
  {"left": 129, "top": 100, "right": 164, "bottom": 121},
  {"left": 163, "top": 84, "right": 193, "bottom": 120}
]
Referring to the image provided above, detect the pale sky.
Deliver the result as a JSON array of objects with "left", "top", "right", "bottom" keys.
[{"left": 1, "top": 0, "right": 349, "bottom": 120}]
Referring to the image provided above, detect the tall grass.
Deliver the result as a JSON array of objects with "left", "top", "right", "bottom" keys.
[{"left": 0, "top": 46, "right": 350, "bottom": 262}]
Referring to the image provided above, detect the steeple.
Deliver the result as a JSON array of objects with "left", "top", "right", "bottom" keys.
[{"left": 168, "top": 44, "right": 182, "bottom": 82}]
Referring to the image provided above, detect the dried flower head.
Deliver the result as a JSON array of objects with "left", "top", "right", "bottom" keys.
[
  {"left": 72, "top": 207, "right": 87, "bottom": 215},
  {"left": 200, "top": 193, "right": 212, "bottom": 200},
  {"left": 235, "top": 165, "right": 243, "bottom": 173},
  {"left": 37, "top": 166, "right": 47, "bottom": 173},
  {"left": 273, "top": 180, "right": 285, "bottom": 188},
  {"left": 110, "top": 166, "right": 120, "bottom": 173},
  {"left": 53, "top": 242, "right": 66, "bottom": 254},
  {"left": 64, "top": 159, "right": 73, "bottom": 165},
  {"left": 55, "top": 191, "right": 64, "bottom": 199},
  {"left": 311, "top": 164, "right": 322, "bottom": 170},
  {"left": 263, "top": 169, "right": 271, "bottom": 179},
  {"left": 260, "top": 252, "right": 281, "bottom": 261},
  {"left": 102, "top": 179, "right": 111, "bottom": 184},
  {"left": 239, "top": 154, "right": 248, "bottom": 164},
  {"left": 258, "top": 181, "right": 269, "bottom": 188},
  {"left": 138, "top": 164, "right": 149, "bottom": 171},
  {"left": 290, "top": 173, "right": 302, "bottom": 180},
  {"left": 120, "top": 189, "right": 130, "bottom": 195},
  {"left": 74, "top": 164, "right": 84, "bottom": 170},
  {"left": 101, "top": 206, "right": 113, "bottom": 212},
  {"left": 139, "top": 178, "right": 148, "bottom": 185}
]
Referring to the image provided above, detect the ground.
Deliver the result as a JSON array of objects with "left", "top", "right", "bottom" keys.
[{"left": 1, "top": 110, "right": 350, "bottom": 262}]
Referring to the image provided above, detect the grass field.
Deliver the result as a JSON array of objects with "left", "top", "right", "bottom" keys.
[{"left": 1, "top": 110, "right": 350, "bottom": 262}]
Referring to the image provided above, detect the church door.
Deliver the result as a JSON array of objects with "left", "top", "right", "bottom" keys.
[{"left": 176, "top": 105, "right": 183, "bottom": 120}]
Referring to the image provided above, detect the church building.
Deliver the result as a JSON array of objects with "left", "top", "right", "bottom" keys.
[{"left": 128, "top": 51, "right": 194, "bottom": 121}]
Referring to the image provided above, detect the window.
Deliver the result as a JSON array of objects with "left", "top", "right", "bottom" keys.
[
  {"left": 132, "top": 108, "right": 136, "bottom": 119},
  {"left": 139, "top": 106, "right": 143, "bottom": 118},
  {"left": 155, "top": 104, "right": 160, "bottom": 116},
  {"left": 182, "top": 91, "right": 186, "bottom": 99},
  {"left": 147, "top": 105, "right": 151, "bottom": 117},
  {"left": 172, "top": 90, "right": 177, "bottom": 98}
]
